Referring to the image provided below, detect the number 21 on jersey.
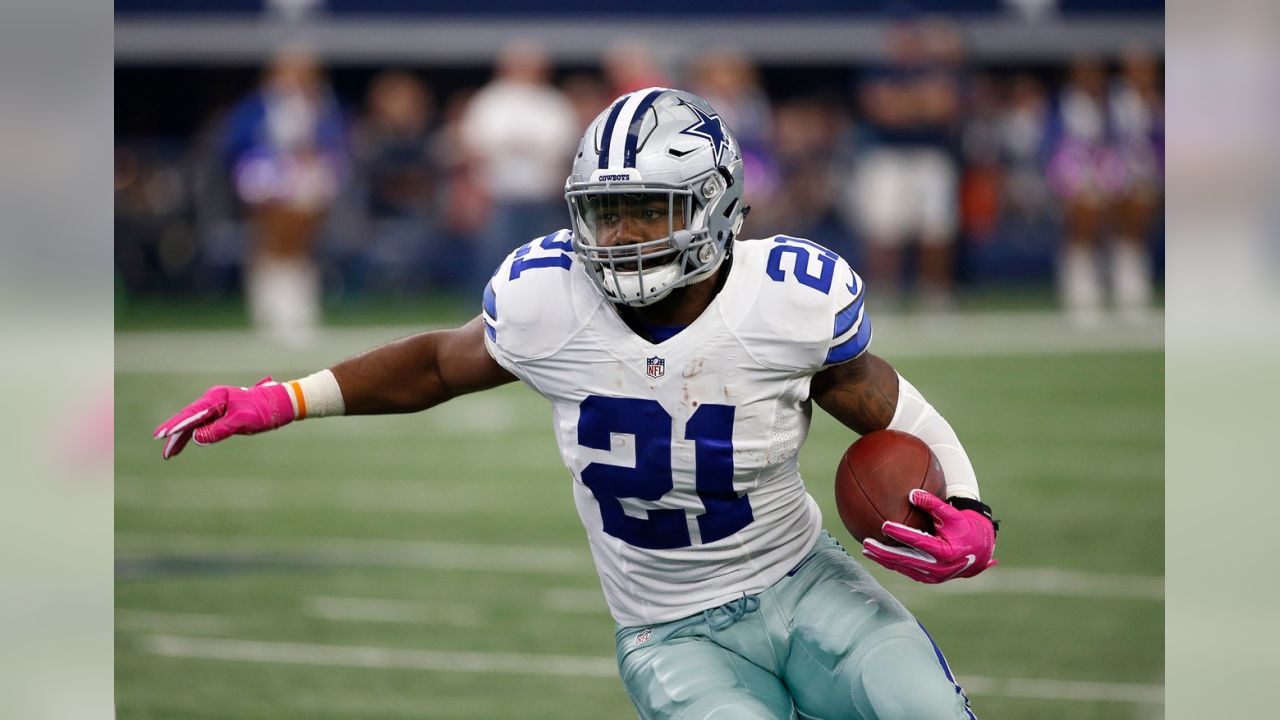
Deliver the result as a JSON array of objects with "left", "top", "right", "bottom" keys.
[{"left": 577, "top": 395, "right": 753, "bottom": 550}]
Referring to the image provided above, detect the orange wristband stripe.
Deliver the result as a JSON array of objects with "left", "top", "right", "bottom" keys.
[{"left": 289, "top": 381, "right": 307, "bottom": 419}]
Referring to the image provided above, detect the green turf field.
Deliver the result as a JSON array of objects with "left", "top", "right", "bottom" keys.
[{"left": 116, "top": 318, "right": 1163, "bottom": 719}]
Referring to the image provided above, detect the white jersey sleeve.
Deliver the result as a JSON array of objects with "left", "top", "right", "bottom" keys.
[
  {"left": 481, "top": 229, "right": 590, "bottom": 388},
  {"left": 725, "top": 236, "right": 873, "bottom": 374}
]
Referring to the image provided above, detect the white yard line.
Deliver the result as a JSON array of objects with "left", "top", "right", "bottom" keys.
[
  {"left": 304, "top": 596, "right": 484, "bottom": 627},
  {"left": 868, "top": 310, "right": 1163, "bottom": 358},
  {"left": 140, "top": 634, "right": 1163, "bottom": 705},
  {"left": 118, "top": 533, "right": 1161, "bottom": 601},
  {"left": 142, "top": 634, "right": 618, "bottom": 678},
  {"left": 115, "top": 310, "right": 1162, "bottom": 375}
]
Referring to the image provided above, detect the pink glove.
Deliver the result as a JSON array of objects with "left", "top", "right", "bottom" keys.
[
  {"left": 862, "top": 489, "right": 997, "bottom": 584},
  {"left": 153, "top": 377, "right": 295, "bottom": 459}
]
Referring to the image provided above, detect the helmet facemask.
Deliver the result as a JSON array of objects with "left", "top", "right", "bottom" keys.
[{"left": 568, "top": 182, "right": 729, "bottom": 306}]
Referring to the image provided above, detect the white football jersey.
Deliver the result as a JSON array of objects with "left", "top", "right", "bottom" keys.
[{"left": 482, "top": 230, "right": 872, "bottom": 626}]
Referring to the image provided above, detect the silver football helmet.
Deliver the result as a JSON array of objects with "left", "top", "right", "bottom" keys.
[{"left": 565, "top": 88, "right": 746, "bottom": 306}]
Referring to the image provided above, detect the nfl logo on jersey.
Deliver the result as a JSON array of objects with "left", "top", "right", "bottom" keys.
[{"left": 646, "top": 356, "right": 665, "bottom": 379}]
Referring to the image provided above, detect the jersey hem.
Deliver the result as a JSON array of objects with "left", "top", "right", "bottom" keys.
[{"left": 608, "top": 520, "right": 824, "bottom": 628}]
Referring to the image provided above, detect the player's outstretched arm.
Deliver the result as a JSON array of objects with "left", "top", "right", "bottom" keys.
[
  {"left": 154, "top": 316, "right": 516, "bottom": 459},
  {"left": 331, "top": 315, "right": 516, "bottom": 415},
  {"left": 810, "top": 351, "right": 998, "bottom": 582}
]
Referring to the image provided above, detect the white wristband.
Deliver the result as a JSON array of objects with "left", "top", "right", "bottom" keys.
[
  {"left": 284, "top": 369, "right": 346, "bottom": 419},
  {"left": 887, "top": 372, "right": 980, "bottom": 501}
]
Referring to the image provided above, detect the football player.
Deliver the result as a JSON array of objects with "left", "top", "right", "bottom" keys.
[{"left": 155, "top": 88, "right": 998, "bottom": 720}]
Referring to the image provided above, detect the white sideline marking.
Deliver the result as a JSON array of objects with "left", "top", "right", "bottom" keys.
[
  {"left": 142, "top": 634, "right": 618, "bottom": 678},
  {"left": 305, "top": 597, "right": 484, "bottom": 627},
  {"left": 118, "top": 533, "right": 1162, "bottom": 601},
  {"left": 140, "top": 634, "right": 1163, "bottom": 705},
  {"left": 115, "top": 310, "right": 1163, "bottom": 374}
]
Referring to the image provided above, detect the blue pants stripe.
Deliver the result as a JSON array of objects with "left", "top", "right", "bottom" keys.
[{"left": 918, "top": 621, "right": 978, "bottom": 720}]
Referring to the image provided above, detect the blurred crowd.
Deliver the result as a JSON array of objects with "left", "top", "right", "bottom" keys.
[{"left": 115, "top": 17, "right": 1163, "bottom": 340}]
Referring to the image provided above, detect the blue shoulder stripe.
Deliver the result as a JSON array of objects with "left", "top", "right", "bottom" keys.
[
  {"left": 832, "top": 291, "right": 864, "bottom": 339},
  {"left": 483, "top": 320, "right": 496, "bottom": 342},
  {"left": 482, "top": 279, "right": 497, "bottom": 320},
  {"left": 596, "top": 99, "right": 628, "bottom": 169},
  {"left": 823, "top": 309, "right": 872, "bottom": 365},
  {"left": 623, "top": 89, "right": 666, "bottom": 167}
]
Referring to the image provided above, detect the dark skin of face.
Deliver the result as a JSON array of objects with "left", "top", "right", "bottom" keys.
[{"left": 592, "top": 195, "right": 709, "bottom": 327}]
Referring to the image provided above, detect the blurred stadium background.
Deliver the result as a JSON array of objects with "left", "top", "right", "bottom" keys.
[{"left": 115, "top": 1, "right": 1164, "bottom": 718}]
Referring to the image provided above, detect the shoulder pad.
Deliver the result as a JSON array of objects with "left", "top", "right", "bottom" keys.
[
  {"left": 725, "top": 236, "right": 872, "bottom": 372},
  {"left": 482, "top": 230, "right": 594, "bottom": 363}
]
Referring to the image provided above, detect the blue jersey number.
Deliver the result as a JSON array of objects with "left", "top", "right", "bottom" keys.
[
  {"left": 509, "top": 232, "right": 573, "bottom": 280},
  {"left": 765, "top": 235, "right": 837, "bottom": 294},
  {"left": 578, "top": 395, "right": 753, "bottom": 549}
]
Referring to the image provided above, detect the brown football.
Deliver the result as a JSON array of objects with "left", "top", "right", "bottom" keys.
[{"left": 835, "top": 430, "right": 946, "bottom": 544}]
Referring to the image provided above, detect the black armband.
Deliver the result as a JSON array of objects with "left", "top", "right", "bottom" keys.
[{"left": 947, "top": 497, "right": 999, "bottom": 535}]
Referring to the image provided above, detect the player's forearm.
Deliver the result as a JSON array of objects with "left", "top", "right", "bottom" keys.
[
  {"left": 328, "top": 318, "right": 516, "bottom": 416},
  {"left": 812, "top": 354, "right": 981, "bottom": 501},
  {"left": 887, "top": 373, "right": 980, "bottom": 501},
  {"left": 329, "top": 331, "right": 455, "bottom": 415}
]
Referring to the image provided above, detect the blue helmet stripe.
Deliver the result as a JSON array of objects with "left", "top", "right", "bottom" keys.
[
  {"left": 622, "top": 89, "right": 667, "bottom": 168},
  {"left": 596, "top": 99, "right": 628, "bottom": 169}
]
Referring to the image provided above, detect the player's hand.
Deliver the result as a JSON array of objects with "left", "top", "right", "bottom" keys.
[
  {"left": 153, "top": 377, "right": 295, "bottom": 460},
  {"left": 861, "top": 489, "right": 997, "bottom": 584}
]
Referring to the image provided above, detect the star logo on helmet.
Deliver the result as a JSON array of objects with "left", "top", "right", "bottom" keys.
[{"left": 678, "top": 101, "right": 730, "bottom": 167}]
